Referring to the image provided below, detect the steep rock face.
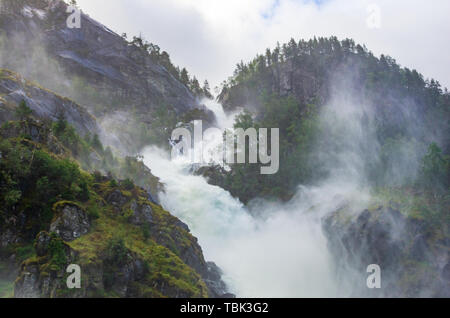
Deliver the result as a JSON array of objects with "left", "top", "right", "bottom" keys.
[
  {"left": 0, "top": 69, "right": 98, "bottom": 136},
  {"left": 50, "top": 203, "right": 90, "bottom": 242},
  {"left": 8, "top": 173, "right": 232, "bottom": 298},
  {"left": 15, "top": 231, "right": 173, "bottom": 298},
  {"left": 219, "top": 58, "right": 322, "bottom": 113},
  {"left": 101, "top": 186, "right": 230, "bottom": 297},
  {"left": 0, "top": 0, "right": 198, "bottom": 115},
  {"left": 0, "top": 122, "right": 231, "bottom": 298},
  {"left": 14, "top": 232, "right": 75, "bottom": 298},
  {"left": 322, "top": 206, "right": 449, "bottom": 297},
  {"left": 127, "top": 200, "right": 154, "bottom": 226},
  {"left": 0, "top": 119, "right": 67, "bottom": 155},
  {"left": 202, "top": 261, "right": 233, "bottom": 298},
  {"left": 12, "top": 187, "right": 233, "bottom": 298},
  {"left": 0, "top": 0, "right": 216, "bottom": 154}
]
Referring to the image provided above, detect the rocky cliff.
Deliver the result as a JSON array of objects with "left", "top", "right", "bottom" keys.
[
  {"left": 0, "top": 0, "right": 197, "bottom": 114},
  {"left": 0, "top": 0, "right": 214, "bottom": 153},
  {"left": 0, "top": 118, "right": 231, "bottom": 298},
  {"left": 213, "top": 37, "right": 449, "bottom": 298},
  {"left": 219, "top": 57, "right": 322, "bottom": 114},
  {"left": 0, "top": 1, "right": 233, "bottom": 298},
  {"left": 322, "top": 200, "right": 449, "bottom": 297},
  {"left": 0, "top": 69, "right": 98, "bottom": 136},
  {"left": 13, "top": 194, "right": 229, "bottom": 298}
]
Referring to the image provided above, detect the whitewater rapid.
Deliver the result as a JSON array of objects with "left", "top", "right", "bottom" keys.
[
  {"left": 140, "top": 100, "right": 356, "bottom": 297},
  {"left": 143, "top": 147, "right": 343, "bottom": 297}
]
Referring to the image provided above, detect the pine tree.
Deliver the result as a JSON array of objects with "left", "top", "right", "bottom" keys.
[
  {"left": 272, "top": 43, "right": 280, "bottom": 64},
  {"left": 54, "top": 112, "right": 67, "bottom": 136},
  {"left": 91, "top": 134, "right": 104, "bottom": 153},
  {"left": 180, "top": 68, "right": 190, "bottom": 86},
  {"left": 190, "top": 77, "right": 202, "bottom": 97},
  {"left": 265, "top": 48, "right": 272, "bottom": 66},
  {"left": 15, "top": 100, "right": 33, "bottom": 120},
  {"left": 203, "top": 80, "right": 213, "bottom": 99}
]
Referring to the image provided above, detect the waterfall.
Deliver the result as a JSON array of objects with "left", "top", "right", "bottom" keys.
[{"left": 140, "top": 99, "right": 358, "bottom": 297}]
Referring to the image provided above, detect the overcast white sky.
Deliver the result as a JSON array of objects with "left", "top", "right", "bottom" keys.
[{"left": 76, "top": 0, "right": 450, "bottom": 91}]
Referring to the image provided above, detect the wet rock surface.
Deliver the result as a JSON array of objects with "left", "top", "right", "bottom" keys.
[
  {"left": 0, "top": 70, "right": 98, "bottom": 137},
  {"left": 203, "top": 262, "right": 234, "bottom": 298},
  {"left": 11, "top": 187, "right": 233, "bottom": 298},
  {"left": 322, "top": 206, "right": 449, "bottom": 297},
  {"left": 35, "top": 231, "right": 51, "bottom": 257},
  {"left": 0, "top": 1, "right": 231, "bottom": 299},
  {"left": 0, "top": 0, "right": 199, "bottom": 116}
]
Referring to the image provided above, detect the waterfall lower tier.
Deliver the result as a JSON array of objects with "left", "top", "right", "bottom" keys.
[{"left": 142, "top": 146, "right": 351, "bottom": 297}]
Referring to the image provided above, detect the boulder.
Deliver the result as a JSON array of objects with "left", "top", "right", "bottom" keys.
[
  {"left": 14, "top": 264, "right": 41, "bottom": 298},
  {"left": 107, "top": 189, "right": 129, "bottom": 207},
  {"left": 0, "top": 228, "right": 21, "bottom": 248},
  {"left": 35, "top": 231, "right": 51, "bottom": 257},
  {"left": 127, "top": 201, "right": 155, "bottom": 226},
  {"left": 50, "top": 203, "right": 90, "bottom": 241},
  {"left": 322, "top": 205, "right": 448, "bottom": 297},
  {"left": 203, "top": 262, "right": 235, "bottom": 298}
]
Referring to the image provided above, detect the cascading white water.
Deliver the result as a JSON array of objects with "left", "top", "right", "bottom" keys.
[
  {"left": 141, "top": 99, "right": 369, "bottom": 297},
  {"left": 143, "top": 146, "right": 346, "bottom": 297}
]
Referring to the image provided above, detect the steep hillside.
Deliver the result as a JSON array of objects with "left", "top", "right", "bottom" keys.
[
  {"left": 0, "top": 116, "right": 231, "bottom": 298},
  {"left": 323, "top": 193, "right": 449, "bottom": 297},
  {"left": 0, "top": 0, "right": 196, "bottom": 113},
  {"left": 0, "top": 0, "right": 213, "bottom": 152},
  {"left": 206, "top": 37, "right": 449, "bottom": 297},
  {"left": 210, "top": 37, "right": 450, "bottom": 203},
  {"left": 0, "top": 69, "right": 97, "bottom": 136},
  {"left": 0, "top": 1, "right": 448, "bottom": 299},
  {"left": 0, "top": 1, "right": 233, "bottom": 298}
]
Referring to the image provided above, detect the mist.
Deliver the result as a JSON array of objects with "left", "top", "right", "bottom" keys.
[
  {"left": 1, "top": 25, "right": 431, "bottom": 294},
  {"left": 142, "top": 145, "right": 349, "bottom": 297},
  {"left": 139, "top": 57, "right": 444, "bottom": 295},
  {"left": 0, "top": 32, "right": 73, "bottom": 110},
  {"left": 0, "top": 0, "right": 447, "bottom": 300},
  {"left": 141, "top": 89, "right": 385, "bottom": 297}
]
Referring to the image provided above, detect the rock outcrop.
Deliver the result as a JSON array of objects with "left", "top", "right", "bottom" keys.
[
  {"left": 127, "top": 200, "right": 154, "bottom": 226},
  {"left": 218, "top": 58, "right": 321, "bottom": 113},
  {"left": 0, "top": 0, "right": 221, "bottom": 154},
  {"left": 100, "top": 187, "right": 232, "bottom": 298},
  {"left": 0, "top": 69, "right": 98, "bottom": 136},
  {"left": 0, "top": 0, "right": 198, "bottom": 116},
  {"left": 12, "top": 186, "right": 233, "bottom": 298},
  {"left": 50, "top": 203, "right": 90, "bottom": 242},
  {"left": 14, "top": 233, "right": 75, "bottom": 298},
  {"left": 0, "top": 119, "right": 231, "bottom": 298},
  {"left": 322, "top": 206, "right": 449, "bottom": 297}
]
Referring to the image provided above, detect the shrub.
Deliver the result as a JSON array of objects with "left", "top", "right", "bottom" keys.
[
  {"left": 106, "top": 237, "right": 128, "bottom": 265},
  {"left": 15, "top": 100, "right": 33, "bottom": 120},
  {"left": 48, "top": 234, "right": 67, "bottom": 268},
  {"left": 122, "top": 178, "right": 134, "bottom": 190},
  {"left": 16, "top": 245, "right": 34, "bottom": 263},
  {"left": 142, "top": 224, "right": 150, "bottom": 241},
  {"left": 109, "top": 179, "right": 118, "bottom": 188},
  {"left": 87, "top": 205, "right": 100, "bottom": 220},
  {"left": 419, "top": 143, "right": 449, "bottom": 191}
]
